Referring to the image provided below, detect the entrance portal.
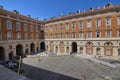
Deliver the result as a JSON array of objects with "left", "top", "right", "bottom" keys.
[
  {"left": 72, "top": 42, "right": 77, "bottom": 53},
  {"left": 30, "top": 43, "right": 35, "bottom": 54},
  {"left": 16, "top": 44, "right": 23, "bottom": 57},
  {"left": 40, "top": 42, "right": 45, "bottom": 52},
  {"left": 118, "top": 49, "right": 120, "bottom": 56},
  {"left": 0, "top": 47, "right": 5, "bottom": 61}
]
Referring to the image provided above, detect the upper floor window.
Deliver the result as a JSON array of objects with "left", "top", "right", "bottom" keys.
[
  {"left": 96, "top": 31, "right": 101, "bottom": 38},
  {"left": 24, "top": 24, "right": 28, "bottom": 31},
  {"left": 87, "top": 32, "right": 92, "bottom": 38},
  {"left": 7, "top": 20, "right": 12, "bottom": 29},
  {"left": 0, "top": 32, "right": 2, "bottom": 40},
  {"left": 17, "top": 32, "right": 21, "bottom": 40},
  {"left": 118, "top": 30, "right": 120, "bottom": 37},
  {"left": 36, "top": 33, "right": 38, "bottom": 39},
  {"left": 60, "top": 33, "right": 63, "bottom": 38},
  {"left": 72, "top": 22, "right": 76, "bottom": 29},
  {"left": 60, "top": 24, "right": 63, "bottom": 31},
  {"left": 46, "top": 26, "right": 48, "bottom": 32},
  {"left": 31, "top": 33, "right": 34, "bottom": 39},
  {"left": 55, "top": 25, "right": 58, "bottom": 31},
  {"left": 24, "top": 32, "right": 27, "bottom": 39},
  {"left": 106, "top": 17, "right": 111, "bottom": 26},
  {"left": 30, "top": 25, "right": 33, "bottom": 32},
  {"left": 50, "top": 25, "right": 52, "bottom": 31},
  {"left": 87, "top": 19, "right": 91, "bottom": 28},
  {"left": 117, "top": 16, "right": 120, "bottom": 25},
  {"left": 0, "top": 19, "right": 1, "bottom": 29},
  {"left": 66, "top": 32, "right": 69, "bottom": 38},
  {"left": 50, "top": 33, "right": 52, "bottom": 38},
  {"left": 16, "top": 22, "right": 20, "bottom": 30},
  {"left": 72, "top": 32, "right": 76, "bottom": 38},
  {"left": 7, "top": 31, "right": 12, "bottom": 40},
  {"left": 79, "top": 21, "right": 83, "bottom": 29},
  {"left": 55, "top": 33, "right": 57, "bottom": 38},
  {"left": 96, "top": 18, "right": 101, "bottom": 27},
  {"left": 36, "top": 26, "right": 38, "bottom": 32},
  {"left": 106, "top": 30, "right": 111, "bottom": 38},
  {"left": 79, "top": 32, "right": 83, "bottom": 38},
  {"left": 66, "top": 23, "right": 69, "bottom": 30},
  {"left": 45, "top": 34, "right": 48, "bottom": 39}
]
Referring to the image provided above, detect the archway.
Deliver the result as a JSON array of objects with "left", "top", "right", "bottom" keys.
[
  {"left": 0, "top": 47, "right": 5, "bottom": 61},
  {"left": 71, "top": 42, "right": 77, "bottom": 53},
  {"left": 25, "top": 48, "right": 28, "bottom": 54},
  {"left": 86, "top": 42, "right": 93, "bottom": 55},
  {"left": 16, "top": 44, "right": 23, "bottom": 57},
  {"left": 30, "top": 43, "right": 35, "bottom": 54},
  {"left": 37, "top": 47, "right": 39, "bottom": 53},
  {"left": 80, "top": 47, "right": 83, "bottom": 54},
  {"left": 9, "top": 51, "right": 14, "bottom": 60},
  {"left": 118, "top": 49, "right": 120, "bottom": 56},
  {"left": 40, "top": 42, "right": 45, "bottom": 52},
  {"left": 56, "top": 46, "right": 58, "bottom": 53}
]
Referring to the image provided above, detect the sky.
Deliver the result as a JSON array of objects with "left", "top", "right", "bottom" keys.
[{"left": 0, "top": 0, "right": 120, "bottom": 20}]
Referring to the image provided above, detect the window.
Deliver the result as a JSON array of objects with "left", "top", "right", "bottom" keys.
[
  {"left": 106, "top": 30, "right": 111, "bottom": 38},
  {"left": 45, "top": 34, "right": 48, "bottom": 39},
  {"left": 66, "top": 32, "right": 69, "bottom": 38},
  {"left": 16, "top": 22, "right": 20, "bottom": 30},
  {"left": 96, "top": 18, "right": 101, "bottom": 27},
  {"left": 17, "top": 32, "right": 21, "bottom": 40},
  {"left": 50, "top": 34, "right": 52, "bottom": 38},
  {"left": 50, "top": 25, "right": 52, "bottom": 31},
  {"left": 118, "top": 30, "right": 120, "bottom": 37},
  {"left": 31, "top": 33, "right": 34, "bottom": 39},
  {"left": 118, "top": 16, "right": 120, "bottom": 25},
  {"left": 7, "top": 31, "right": 12, "bottom": 40},
  {"left": 79, "top": 32, "right": 83, "bottom": 38},
  {"left": 79, "top": 21, "right": 83, "bottom": 29},
  {"left": 60, "top": 33, "right": 63, "bottom": 38},
  {"left": 60, "top": 24, "right": 63, "bottom": 31},
  {"left": 55, "top": 33, "right": 57, "bottom": 38},
  {"left": 96, "top": 31, "right": 101, "bottom": 38},
  {"left": 66, "top": 23, "right": 69, "bottom": 30},
  {"left": 72, "top": 22, "right": 76, "bottom": 29},
  {"left": 96, "top": 48, "right": 101, "bottom": 55},
  {"left": 24, "top": 32, "right": 27, "bottom": 39},
  {"left": 87, "top": 32, "right": 92, "bottom": 38},
  {"left": 72, "top": 32, "right": 76, "bottom": 38},
  {"left": 0, "top": 32, "right": 2, "bottom": 40},
  {"left": 24, "top": 24, "right": 28, "bottom": 31},
  {"left": 45, "top": 26, "right": 48, "bottom": 31},
  {"left": 0, "top": 19, "right": 1, "bottom": 29},
  {"left": 36, "top": 33, "right": 38, "bottom": 39},
  {"left": 55, "top": 25, "right": 58, "bottom": 31},
  {"left": 106, "top": 17, "right": 111, "bottom": 26},
  {"left": 7, "top": 20, "right": 12, "bottom": 29},
  {"left": 36, "top": 26, "right": 38, "bottom": 32},
  {"left": 30, "top": 25, "right": 33, "bottom": 32},
  {"left": 87, "top": 19, "right": 91, "bottom": 28}
]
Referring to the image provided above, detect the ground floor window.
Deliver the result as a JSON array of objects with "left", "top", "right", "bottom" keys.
[{"left": 96, "top": 48, "right": 101, "bottom": 55}]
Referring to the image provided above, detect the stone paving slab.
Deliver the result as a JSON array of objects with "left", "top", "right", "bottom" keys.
[{"left": 0, "top": 65, "right": 30, "bottom": 80}]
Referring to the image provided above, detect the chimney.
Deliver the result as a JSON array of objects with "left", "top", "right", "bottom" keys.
[{"left": 13, "top": 10, "right": 19, "bottom": 14}]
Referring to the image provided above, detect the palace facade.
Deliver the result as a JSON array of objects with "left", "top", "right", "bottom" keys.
[
  {"left": 0, "top": 3, "right": 120, "bottom": 61},
  {"left": 43, "top": 4, "right": 120, "bottom": 59}
]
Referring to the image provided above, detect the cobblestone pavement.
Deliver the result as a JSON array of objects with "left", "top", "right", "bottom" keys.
[{"left": 22, "top": 55, "right": 120, "bottom": 80}]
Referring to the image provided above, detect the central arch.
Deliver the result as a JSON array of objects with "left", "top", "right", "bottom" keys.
[
  {"left": 40, "top": 42, "right": 45, "bottom": 52},
  {"left": 0, "top": 47, "right": 5, "bottom": 61},
  {"left": 118, "top": 49, "right": 120, "bottom": 56},
  {"left": 16, "top": 44, "right": 23, "bottom": 57},
  {"left": 71, "top": 42, "right": 77, "bottom": 53},
  {"left": 30, "top": 43, "right": 35, "bottom": 54}
]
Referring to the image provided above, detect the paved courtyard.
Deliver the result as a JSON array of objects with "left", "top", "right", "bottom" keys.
[{"left": 22, "top": 55, "right": 120, "bottom": 80}]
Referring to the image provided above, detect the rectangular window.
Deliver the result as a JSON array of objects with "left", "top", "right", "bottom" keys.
[
  {"left": 96, "top": 31, "right": 101, "bottom": 38},
  {"left": 106, "top": 30, "right": 111, "bottom": 38},
  {"left": 7, "top": 31, "right": 12, "bottom": 40},
  {"left": 66, "top": 32, "right": 69, "bottom": 38},
  {"left": 60, "top": 24, "right": 63, "bottom": 31},
  {"left": 24, "top": 32, "right": 27, "bottom": 39},
  {"left": 0, "top": 32, "right": 2, "bottom": 40},
  {"left": 118, "top": 30, "right": 120, "bottom": 37},
  {"left": 66, "top": 23, "right": 69, "bottom": 30},
  {"left": 0, "top": 19, "right": 1, "bottom": 29},
  {"left": 87, "top": 19, "right": 91, "bottom": 28},
  {"left": 24, "top": 24, "right": 28, "bottom": 31},
  {"left": 96, "top": 19, "right": 101, "bottom": 27},
  {"left": 46, "top": 26, "right": 48, "bottom": 31},
  {"left": 55, "top": 34, "right": 57, "bottom": 38},
  {"left": 17, "top": 32, "right": 21, "bottom": 40},
  {"left": 87, "top": 32, "right": 92, "bottom": 38},
  {"left": 118, "top": 17, "right": 120, "bottom": 25},
  {"left": 60, "top": 33, "right": 63, "bottom": 38},
  {"left": 55, "top": 25, "right": 58, "bottom": 31},
  {"left": 72, "top": 32, "right": 76, "bottom": 38},
  {"left": 16, "top": 22, "right": 20, "bottom": 30},
  {"left": 72, "top": 22, "right": 76, "bottom": 29},
  {"left": 45, "top": 34, "right": 48, "bottom": 39},
  {"left": 36, "top": 33, "right": 38, "bottom": 39},
  {"left": 106, "top": 17, "right": 111, "bottom": 26},
  {"left": 36, "top": 26, "right": 38, "bottom": 32},
  {"left": 30, "top": 25, "right": 33, "bottom": 32},
  {"left": 7, "top": 20, "right": 12, "bottom": 29},
  {"left": 31, "top": 33, "right": 34, "bottom": 39},
  {"left": 50, "top": 34, "right": 52, "bottom": 38},
  {"left": 79, "top": 21, "right": 83, "bottom": 29},
  {"left": 106, "top": 49, "right": 110, "bottom": 56},
  {"left": 50, "top": 25, "right": 52, "bottom": 31},
  {"left": 79, "top": 32, "right": 83, "bottom": 38}
]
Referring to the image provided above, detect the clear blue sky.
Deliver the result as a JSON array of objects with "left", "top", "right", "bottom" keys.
[{"left": 0, "top": 0, "right": 120, "bottom": 20}]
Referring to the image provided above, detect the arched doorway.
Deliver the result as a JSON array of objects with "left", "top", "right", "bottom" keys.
[
  {"left": 80, "top": 47, "right": 83, "bottom": 54},
  {"left": 60, "top": 42, "right": 65, "bottom": 53},
  {"left": 71, "top": 42, "right": 77, "bottom": 53},
  {"left": 9, "top": 51, "right": 14, "bottom": 60},
  {"left": 104, "top": 42, "right": 113, "bottom": 56},
  {"left": 30, "top": 43, "right": 35, "bottom": 54},
  {"left": 40, "top": 42, "right": 45, "bottom": 52},
  {"left": 0, "top": 47, "right": 5, "bottom": 61},
  {"left": 16, "top": 44, "right": 23, "bottom": 57},
  {"left": 37, "top": 47, "right": 39, "bottom": 53},
  {"left": 25, "top": 48, "right": 28, "bottom": 54},
  {"left": 86, "top": 42, "right": 93, "bottom": 55},
  {"left": 118, "top": 49, "right": 120, "bottom": 56},
  {"left": 96, "top": 48, "right": 101, "bottom": 55},
  {"left": 56, "top": 46, "right": 58, "bottom": 53}
]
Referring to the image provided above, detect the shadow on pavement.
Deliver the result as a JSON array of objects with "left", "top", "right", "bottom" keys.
[{"left": 22, "top": 63, "right": 80, "bottom": 80}]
